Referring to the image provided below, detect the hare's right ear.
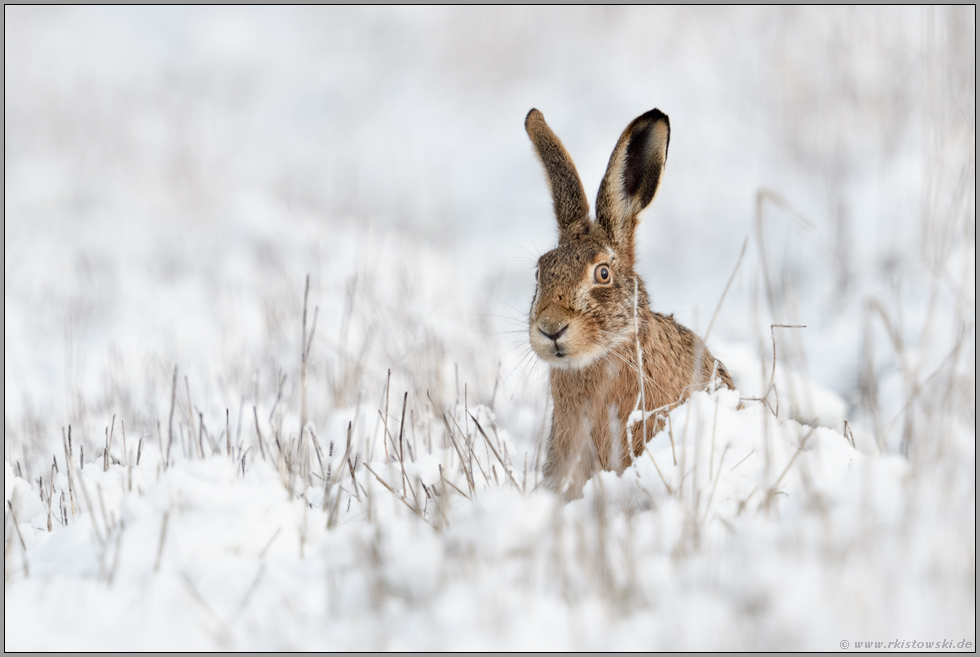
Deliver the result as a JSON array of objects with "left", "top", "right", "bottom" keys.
[
  {"left": 525, "top": 109, "right": 590, "bottom": 239},
  {"left": 595, "top": 109, "right": 670, "bottom": 252}
]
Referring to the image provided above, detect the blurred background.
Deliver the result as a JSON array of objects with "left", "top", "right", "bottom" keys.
[{"left": 4, "top": 6, "right": 975, "bottom": 473}]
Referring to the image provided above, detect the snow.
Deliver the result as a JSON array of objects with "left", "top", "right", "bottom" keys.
[{"left": 5, "top": 6, "right": 976, "bottom": 651}]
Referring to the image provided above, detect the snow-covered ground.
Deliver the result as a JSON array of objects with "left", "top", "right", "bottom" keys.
[{"left": 5, "top": 7, "right": 975, "bottom": 650}]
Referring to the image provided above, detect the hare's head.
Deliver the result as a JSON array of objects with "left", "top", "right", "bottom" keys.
[{"left": 526, "top": 108, "right": 670, "bottom": 369}]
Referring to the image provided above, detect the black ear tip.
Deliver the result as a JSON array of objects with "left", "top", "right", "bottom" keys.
[
  {"left": 636, "top": 108, "right": 669, "bottom": 129},
  {"left": 630, "top": 108, "right": 670, "bottom": 161}
]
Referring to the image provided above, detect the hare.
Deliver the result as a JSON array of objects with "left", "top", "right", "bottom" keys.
[{"left": 525, "top": 108, "right": 735, "bottom": 498}]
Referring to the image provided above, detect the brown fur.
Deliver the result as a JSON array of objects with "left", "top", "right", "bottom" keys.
[
  {"left": 525, "top": 109, "right": 591, "bottom": 237},
  {"left": 525, "top": 108, "right": 736, "bottom": 498}
]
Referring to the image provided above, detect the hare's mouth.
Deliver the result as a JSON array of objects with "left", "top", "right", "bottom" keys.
[
  {"left": 540, "top": 348, "right": 605, "bottom": 370},
  {"left": 530, "top": 315, "right": 609, "bottom": 369},
  {"left": 530, "top": 333, "right": 607, "bottom": 370},
  {"left": 535, "top": 326, "right": 570, "bottom": 361}
]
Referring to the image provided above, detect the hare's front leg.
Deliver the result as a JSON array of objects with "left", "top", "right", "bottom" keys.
[{"left": 543, "top": 413, "right": 599, "bottom": 500}]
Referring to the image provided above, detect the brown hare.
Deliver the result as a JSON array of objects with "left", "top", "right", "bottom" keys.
[{"left": 525, "top": 108, "right": 735, "bottom": 498}]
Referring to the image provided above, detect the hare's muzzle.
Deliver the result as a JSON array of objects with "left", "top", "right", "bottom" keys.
[
  {"left": 530, "top": 307, "right": 577, "bottom": 365},
  {"left": 538, "top": 323, "right": 568, "bottom": 342}
]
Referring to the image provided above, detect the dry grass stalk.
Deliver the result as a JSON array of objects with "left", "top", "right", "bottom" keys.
[
  {"left": 362, "top": 463, "right": 427, "bottom": 522},
  {"left": 429, "top": 392, "right": 475, "bottom": 495},
  {"left": 448, "top": 411, "right": 490, "bottom": 488},
  {"left": 397, "top": 392, "right": 408, "bottom": 493},
  {"left": 107, "top": 522, "right": 124, "bottom": 587},
  {"left": 253, "top": 406, "right": 267, "bottom": 461},
  {"left": 703, "top": 237, "right": 749, "bottom": 343},
  {"left": 754, "top": 188, "right": 813, "bottom": 322},
  {"left": 381, "top": 370, "right": 392, "bottom": 462},
  {"left": 121, "top": 419, "right": 128, "bottom": 466},
  {"left": 95, "top": 484, "right": 112, "bottom": 533},
  {"left": 74, "top": 471, "right": 104, "bottom": 546},
  {"left": 137, "top": 432, "right": 145, "bottom": 466},
  {"left": 298, "top": 274, "right": 320, "bottom": 487},
  {"left": 62, "top": 426, "right": 77, "bottom": 517},
  {"left": 167, "top": 367, "right": 178, "bottom": 468},
  {"left": 439, "top": 466, "right": 470, "bottom": 501},
  {"left": 104, "top": 414, "right": 116, "bottom": 472},
  {"left": 761, "top": 427, "right": 815, "bottom": 512},
  {"left": 153, "top": 512, "right": 169, "bottom": 573},
  {"left": 470, "top": 413, "right": 520, "bottom": 490},
  {"left": 6, "top": 500, "right": 30, "bottom": 578},
  {"left": 645, "top": 449, "right": 673, "bottom": 496},
  {"left": 180, "top": 573, "right": 230, "bottom": 639},
  {"left": 347, "top": 454, "right": 361, "bottom": 503},
  {"left": 259, "top": 527, "right": 281, "bottom": 558},
  {"left": 701, "top": 443, "right": 730, "bottom": 525},
  {"left": 185, "top": 377, "right": 203, "bottom": 460},
  {"left": 45, "top": 466, "right": 54, "bottom": 531},
  {"left": 309, "top": 426, "right": 327, "bottom": 483}
]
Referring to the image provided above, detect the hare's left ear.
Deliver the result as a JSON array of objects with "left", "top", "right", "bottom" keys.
[
  {"left": 595, "top": 109, "right": 670, "bottom": 251},
  {"left": 525, "top": 109, "right": 591, "bottom": 240}
]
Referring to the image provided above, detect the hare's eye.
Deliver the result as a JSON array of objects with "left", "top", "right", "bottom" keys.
[{"left": 594, "top": 264, "right": 612, "bottom": 285}]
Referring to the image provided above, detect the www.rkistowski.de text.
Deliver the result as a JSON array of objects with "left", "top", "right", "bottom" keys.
[{"left": 841, "top": 639, "right": 974, "bottom": 650}]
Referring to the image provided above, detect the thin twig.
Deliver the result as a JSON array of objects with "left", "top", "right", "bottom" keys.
[
  {"left": 181, "top": 573, "right": 230, "bottom": 636},
  {"left": 300, "top": 275, "right": 311, "bottom": 486},
  {"left": 704, "top": 237, "right": 749, "bottom": 342},
  {"left": 470, "top": 413, "right": 521, "bottom": 490},
  {"left": 121, "top": 418, "right": 128, "bottom": 467},
  {"left": 429, "top": 392, "right": 475, "bottom": 494},
  {"left": 762, "top": 427, "right": 815, "bottom": 509},
  {"left": 448, "top": 412, "right": 491, "bottom": 487},
  {"left": 701, "top": 444, "right": 730, "bottom": 524},
  {"left": 75, "top": 471, "right": 105, "bottom": 546},
  {"left": 439, "top": 467, "right": 471, "bottom": 501},
  {"left": 6, "top": 501, "right": 30, "bottom": 577},
  {"left": 362, "top": 463, "right": 428, "bottom": 523},
  {"left": 153, "top": 512, "right": 169, "bottom": 572},
  {"left": 253, "top": 406, "right": 267, "bottom": 461},
  {"left": 645, "top": 449, "right": 674, "bottom": 495},
  {"left": 259, "top": 527, "right": 281, "bottom": 559},
  {"left": 167, "top": 367, "right": 178, "bottom": 467},
  {"left": 62, "top": 426, "right": 77, "bottom": 517},
  {"left": 397, "top": 391, "right": 409, "bottom": 497}
]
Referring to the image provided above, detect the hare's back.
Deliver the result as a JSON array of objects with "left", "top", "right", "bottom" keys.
[{"left": 648, "top": 312, "right": 735, "bottom": 394}]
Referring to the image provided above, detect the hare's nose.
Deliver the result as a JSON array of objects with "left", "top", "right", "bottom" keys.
[{"left": 539, "top": 324, "right": 568, "bottom": 342}]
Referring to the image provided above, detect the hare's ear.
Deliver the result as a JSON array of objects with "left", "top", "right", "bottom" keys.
[
  {"left": 595, "top": 109, "right": 670, "bottom": 250},
  {"left": 525, "top": 109, "right": 590, "bottom": 239}
]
